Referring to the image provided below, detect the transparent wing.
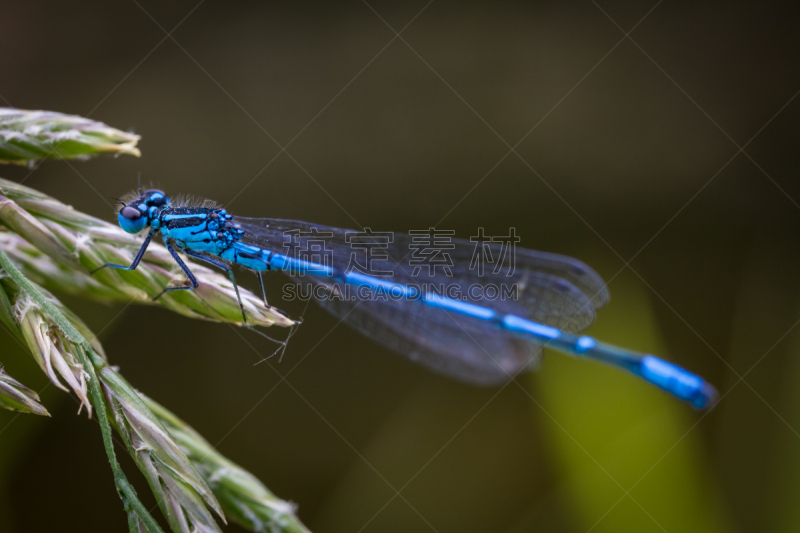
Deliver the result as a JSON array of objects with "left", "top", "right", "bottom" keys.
[
  {"left": 233, "top": 217, "right": 609, "bottom": 384},
  {"left": 234, "top": 217, "right": 609, "bottom": 308},
  {"left": 312, "top": 283, "right": 540, "bottom": 385}
]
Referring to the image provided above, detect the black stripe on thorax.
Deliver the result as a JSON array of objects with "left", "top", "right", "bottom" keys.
[{"left": 161, "top": 207, "right": 215, "bottom": 229}]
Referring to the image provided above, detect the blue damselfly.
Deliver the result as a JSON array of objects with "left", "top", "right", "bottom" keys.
[{"left": 93, "top": 188, "right": 718, "bottom": 409}]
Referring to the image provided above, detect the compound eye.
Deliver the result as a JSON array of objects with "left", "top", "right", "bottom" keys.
[
  {"left": 120, "top": 206, "right": 142, "bottom": 220},
  {"left": 144, "top": 188, "right": 164, "bottom": 197},
  {"left": 118, "top": 206, "right": 147, "bottom": 234}
]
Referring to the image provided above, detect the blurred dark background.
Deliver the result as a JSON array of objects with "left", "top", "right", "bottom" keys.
[{"left": 1, "top": 1, "right": 800, "bottom": 532}]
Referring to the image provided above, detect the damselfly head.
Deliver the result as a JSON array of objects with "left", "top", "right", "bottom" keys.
[
  {"left": 116, "top": 189, "right": 170, "bottom": 234},
  {"left": 118, "top": 204, "right": 147, "bottom": 234},
  {"left": 142, "top": 189, "right": 168, "bottom": 208}
]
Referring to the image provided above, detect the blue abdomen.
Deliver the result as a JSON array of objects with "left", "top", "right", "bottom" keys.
[{"left": 220, "top": 242, "right": 271, "bottom": 270}]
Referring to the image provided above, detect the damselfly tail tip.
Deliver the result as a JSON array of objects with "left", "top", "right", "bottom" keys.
[
  {"left": 638, "top": 355, "right": 719, "bottom": 410},
  {"left": 693, "top": 382, "right": 719, "bottom": 411}
]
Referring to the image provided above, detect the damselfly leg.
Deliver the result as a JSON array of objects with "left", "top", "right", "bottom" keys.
[
  {"left": 152, "top": 241, "right": 199, "bottom": 301},
  {"left": 257, "top": 271, "right": 268, "bottom": 307},
  {"left": 90, "top": 230, "right": 155, "bottom": 274},
  {"left": 183, "top": 248, "right": 248, "bottom": 324}
]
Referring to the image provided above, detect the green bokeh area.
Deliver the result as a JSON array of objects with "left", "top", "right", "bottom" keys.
[
  {"left": 534, "top": 272, "right": 729, "bottom": 533},
  {"left": 2, "top": 1, "right": 799, "bottom": 532}
]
